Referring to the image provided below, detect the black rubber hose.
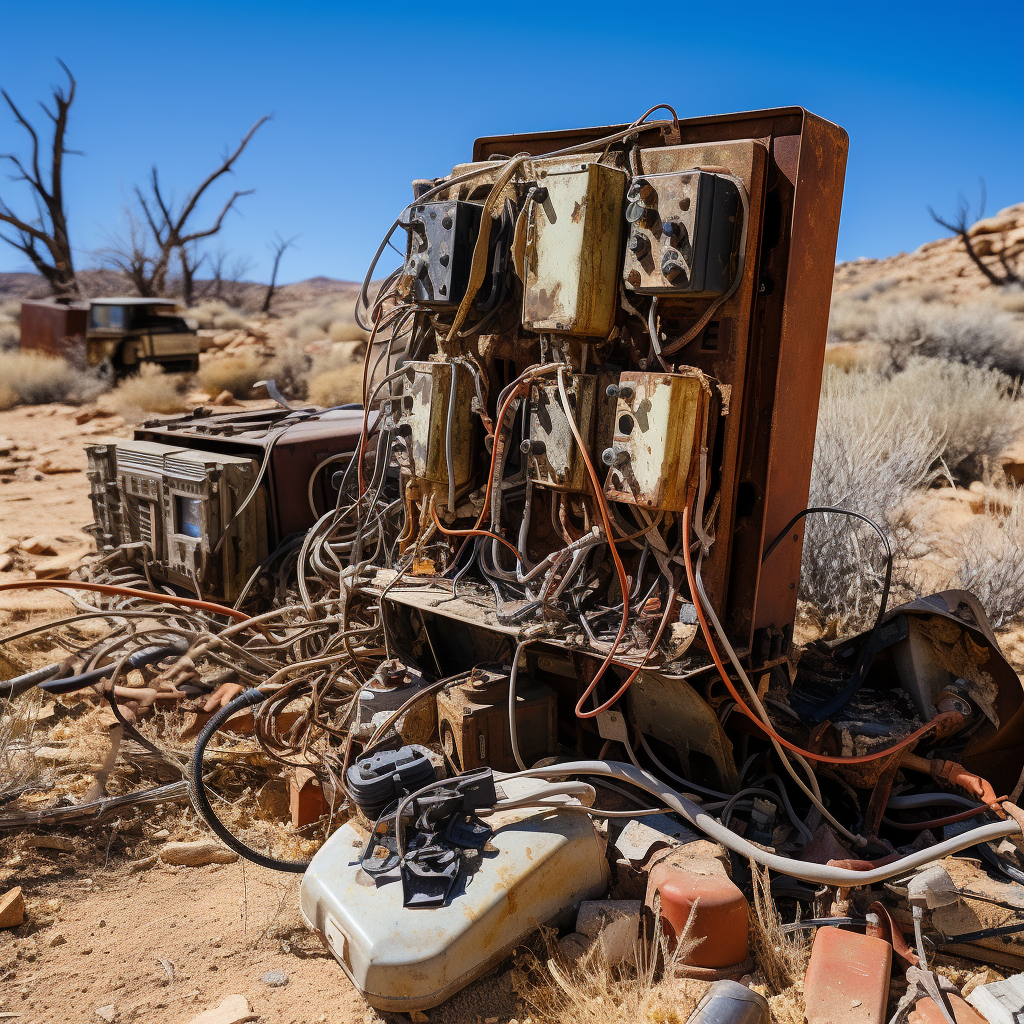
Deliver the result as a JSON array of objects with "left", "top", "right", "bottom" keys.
[
  {"left": 38, "top": 641, "right": 189, "bottom": 696},
  {"left": 0, "top": 662, "right": 62, "bottom": 700},
  {"left": 188, "top": 687, "right": 310, "bottom": 873}
]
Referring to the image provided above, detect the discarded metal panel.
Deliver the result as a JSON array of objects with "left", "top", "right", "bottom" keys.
[
  {"left": 804, "top": 927, "right": 892, "bottom": 1024},
  {"left": 965, "top": 974, "right": 1024, "bottom": 1024},
  {"left": 522, "top": 162, "right": 626, "bottom": 337},
  {"left": 299, "top": 777, "right": 608, "bottom": 1011},
  {"left": 394, "top": 361, "right": 475, "bottom": 497}
]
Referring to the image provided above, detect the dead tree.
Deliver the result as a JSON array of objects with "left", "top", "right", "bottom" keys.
[
  {"left": 177, "top": 241, "right": 205, "bottom": 307},
  {"left": 261, "top": 233, "right": 298, "bottom": 313},
  {"left": 0, "top": 61, "right": 80, "bottom": 298},
  {"left": 929, "top": 179, "right": 1021, "bottom": 287},
  {"left": 105, "top": 115, "right": 269, "bottom": 297},
  {"left": 209, "top": 248, "right": 255, "bottom": 305}
]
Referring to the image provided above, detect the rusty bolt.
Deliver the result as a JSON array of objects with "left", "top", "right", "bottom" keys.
[{"left": 602, "top": 446, "right": 629, "bottom": 467}]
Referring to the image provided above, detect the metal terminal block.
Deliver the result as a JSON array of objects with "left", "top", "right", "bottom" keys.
[
  {"left": 525, "top": 373, "right": 597, "bottom": 491},
  {"left": 622, "top": 170, "right": 743, "bottom": 296},
  {"left": 602, "top": 370, "right": 715, "bottom": 511}
]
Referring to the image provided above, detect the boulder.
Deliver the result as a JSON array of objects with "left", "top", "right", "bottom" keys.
[
  {"left": 0, "top": 886, "right": 25, "bottom": 929},
  {"left": 159, "top": 839, "right": 238, "bottom": 867}
]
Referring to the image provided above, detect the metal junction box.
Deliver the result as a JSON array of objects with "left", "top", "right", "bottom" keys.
[
  {"left": 602, "top": 370, "right": 715, "bottom": 512},
  {"left": 526, "top": 373, "right": 597, "bottom": 491},
  {"left": 394, "top": 361, "right": 475, "bottom": 494},
  {"left": 623, "top": 170, "right": 742, "bottom": 296},
  {"left": 522, "top": 162, "right": 626, "bottom": 337},
  {"left": 435, "top": 667, "right": 557, "bottom": 773},
  {"left": 86, "top": 439, "right": 266, "bottom": 601},
  {"left": 404, "top": 200, "right": 486, "bottom": 307}
]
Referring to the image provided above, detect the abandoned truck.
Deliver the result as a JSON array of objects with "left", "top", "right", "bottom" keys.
[
  {"left": 20, "top": 296, "right": 200, "bottom": 376},
  {"left": 6, "top": 103, "right": 1023, "bottom": 1022}
]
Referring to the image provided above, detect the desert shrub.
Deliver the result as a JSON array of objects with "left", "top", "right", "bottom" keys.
[
  {"left": 287, "top": 301, "right": 368, "bottom": 346},
  {"left": 954, "top": 488, "right": 1024, "bottom": 628},
  {"left": 308, "top": 367, "right": 363, "bottom": 408},
  {"left": 0, "top": 300, "right": 21, "bottom": 321},
  {"left": 111, "top": 364, "right": 191, "bottom": 417},
  {"left": 294, "top": 323, "right": 327, "bottom": 345},
  {"left": 329, "top": 317, "right": 368, "bottom": 343},
  {"left": 801, "top": 365, "right": 943, "bottom": 629},
  {"left": 0, "top": 350, "right": 106, "bottom": 409},
  {"left": 196, "top": 351, "right": 266, "bottom": 398},
  {"left": 889, "top": 358, "right": 1023, "bottom": 481},
  {"left": 0, "top": 319, "right": 18, "bottom": 351},
  {"left": 187, "top": 299, "right": 248, "bottom": 331},
  {"left": 876, "top": 301, "right": 1024, "bottom": 375},
  {"left": 262, "top": 341, "right": 312, "bottom": 400}
]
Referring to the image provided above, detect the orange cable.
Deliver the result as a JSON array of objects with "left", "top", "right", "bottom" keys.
[{"left": 679, "top": 518, "right": 958, "bottom": 765}]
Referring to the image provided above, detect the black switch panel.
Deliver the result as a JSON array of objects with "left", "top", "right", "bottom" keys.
[{"left": 404, "top": 200, "right": 484, "bottom": 307}]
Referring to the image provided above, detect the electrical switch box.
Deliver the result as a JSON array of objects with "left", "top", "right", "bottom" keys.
[
  {"left": 435, "top": 666, "right": 557, "bottom": 773},
  {"left": 393, "top": 361, "right": 474, "bottom": 494},
  {"left": 622, "top": 171, "right": 742, "bottom": 296},
  {"left": 525, "top": 373, "right": 597, "bottom": 491},
  {"left": 404, "top": 200, "right": 485, "bottom": 307},
  {"left": 522, "top": 163, "right": 626, "bottom": 337},
  {"left": 602, "top": 370, "right": 715, "bottom": 512}
]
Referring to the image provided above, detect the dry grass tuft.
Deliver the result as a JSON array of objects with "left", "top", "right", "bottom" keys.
[
  {"left": 110, "top": 364, "right": 192, "bottom": 418},
  {"left": 513, "top": 913, "right": 710, "bottom": 1024},
  {"left": 0, "top": 350, "right": 106, "bottom": 409},
  {"left": 187, "top": 300, "right": 248, "bottom": 331},
  {"left": 954, "top": 486, "right": 1024, "bottom": 627},
  {"left": 308, "top": 366, "right": 363, "bottom": 408},
  {"left": 197, "top": 351, "right": 266, "bottom": 399}
]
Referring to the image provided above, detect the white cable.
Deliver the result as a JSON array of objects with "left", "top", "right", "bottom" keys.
[{"left": 505, "top": 760, "right": 1020, "bottom": 886}]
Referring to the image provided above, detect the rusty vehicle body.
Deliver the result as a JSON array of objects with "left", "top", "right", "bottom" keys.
[{"left": 21, "top": 297, "right": 200, "bottom": 375}]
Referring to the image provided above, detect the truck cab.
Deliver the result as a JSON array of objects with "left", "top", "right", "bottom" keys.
[{"left": 86, "top": 298, "right": 199, "bottom": 375}]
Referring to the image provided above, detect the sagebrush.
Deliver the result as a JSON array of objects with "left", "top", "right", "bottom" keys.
[
  {"left": 0, "top": 350, "right": 106, "bottom": 409},
  {"left": 954, "top": 488, "right": 1024, "bottom": 628},
  {"left": 111, "top": 364, "right": 191, "bottom": 418}
]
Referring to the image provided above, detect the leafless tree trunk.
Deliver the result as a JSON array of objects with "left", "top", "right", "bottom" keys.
[
  {"left": 102, "top": 116, "right": 269, "bottom": 296},
  {"left": 178, "top": 241, "right": 205, "bottom": 307},
  {"left": 929, "top": 179, "right": 1021, "bottom": 287},
  {"left": 0, "top": 61, "right": 80, "bottom": 298},
  {"left": 261, "top": 233, "right": 298, "bottom": 313}
]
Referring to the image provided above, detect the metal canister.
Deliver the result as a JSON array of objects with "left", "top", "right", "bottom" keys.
[{"left": 685, "top": 981, "right": 768, "bottom": 1024}]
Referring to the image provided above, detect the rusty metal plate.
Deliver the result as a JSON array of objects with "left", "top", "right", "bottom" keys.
[
  {"left": 526, "top": 373, "right": 597, "bottom": 491},
  {"left": 522, "top": 163, "right": 626, "bottom": 337},
  {"left": 603, "top": 370, "right": 713, "bottom": 512}
]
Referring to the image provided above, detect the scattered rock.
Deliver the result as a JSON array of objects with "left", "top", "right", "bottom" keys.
[
  {"left": 20, "top": 535, "right": 58, "bottom": 556},
  {"left": 74, "top": 407, "right": 116, "bottom": 426},
  {"left": 159, "top": 839, "right": 238, "bottom": 867},
  {"left": 557, "top": 931, "right": 594, "bottom": 963},
  {"left": 37, "top": 457, "right": 82, "bottom": 474},
  {"left": 33, "top": 549, "right": 90, "bottom": 579},
  {"left": 128, "top": 854, "right": 159, "bottom": 873},
  {"left": 25, "top": 836, "right": 76, "bottom": 851},
  {"left": 962, "top": 968, "right": 1004, "bottom": 998},
  {"left": 0, "top": 536, "right": 18, "bottom": 553},
  {"left": 0, "top": 886, "right": 26, "bottom": 929},
  {"left": 410, "top": 1012, "right": 431, "bottom": 1023},
  {"left": 187, "top": 995, "right": 256, "bottom": 1024},
  {"left": 0, "top": 554, "right": 13, "bottom": 572},
  {"left": 211, "top": 390, "right": 240, "bottom": 407},
  {"left": 95, "top": 1004, "right": 117, "bottom": 1022},
  {"left": 261, "top": 970, "right": 289, "bottom": 987},
  {"left": 50, "top": 932, "right": 67, "bottom": 947},
  {"left": 576, "top": 899, "right": 641, "bottom": 964}
]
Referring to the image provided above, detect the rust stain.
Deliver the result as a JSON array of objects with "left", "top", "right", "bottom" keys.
[{"left": 570, "top": 199, "right": 586, "bottom": 223}]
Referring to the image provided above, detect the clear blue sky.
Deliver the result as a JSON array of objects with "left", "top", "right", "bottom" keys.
[{"left": 2, "top": 0, "right": 1022, "bottom": 286}]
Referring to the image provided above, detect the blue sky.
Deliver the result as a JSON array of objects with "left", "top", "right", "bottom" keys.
[{"left": 1, "top": 1, "right": 1021, "bottom": 285}]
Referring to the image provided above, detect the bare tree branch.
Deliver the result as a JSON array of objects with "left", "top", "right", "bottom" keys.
[
  {"left": 929, "top": 178, "right": 1020, "bottom": 287},
  {"left": 0, "top": 61, "right": 79, "bottom": 297},
  {"left": 261, "top": 233, "right": 298, "bottom": 313},
  {"left": 103, "top": 116, "right": 270, "bottom": 297}
]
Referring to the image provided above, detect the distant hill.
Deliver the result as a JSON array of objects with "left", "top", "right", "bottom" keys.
[{"left": 0, "top": 270, "right": 362, "bottom": 311}]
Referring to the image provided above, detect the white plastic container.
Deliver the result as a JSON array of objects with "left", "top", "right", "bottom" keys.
[{"left": 299, "top": 776, "right": 609, "bottom": 1010}]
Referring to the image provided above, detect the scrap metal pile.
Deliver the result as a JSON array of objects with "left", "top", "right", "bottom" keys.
[{"left": 5, "top": 105, "right": 1024, "bottom": 1021}]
